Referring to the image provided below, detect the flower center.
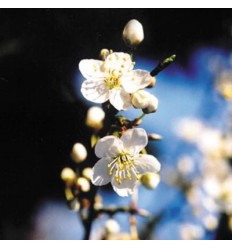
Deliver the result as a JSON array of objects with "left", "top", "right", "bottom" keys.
[
  {"left": 105, "top": 71, "right": 121, "bottom": 90},
  {"left": 107, "top": 151, "right": 140, "bottom": 185}
]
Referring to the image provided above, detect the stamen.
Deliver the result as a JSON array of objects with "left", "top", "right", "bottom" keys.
[{"left": 109, "top": 151, "right": 141, "bottom": 184}]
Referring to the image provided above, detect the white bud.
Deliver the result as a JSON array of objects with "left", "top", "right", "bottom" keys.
[
  {"left": 131, "top": 90, "right": 159, "bottom": 113},
  {"left": 123, "top": 19, "right": 144, "bottom": 47},
  {"left": 76, "top": 177, "right": 90, "bottom": 192},
  {"left": 82, "top": 167, "right": 93, "bottom": 180},
  {"left": 131, "top": 90, "right": 150, "bottom": 109},
  {"left": 142, "top": 94, "right": 159, "bottom": 114},
  {"left": 71, "top": 143, "right": 87, "bottom": 163},
  {"left": 86, "top": 106, "right": 105, "bottom": 130},
  {"left": 60, "top": 167, "right": 76, "bottom": 183},
  {"left": 140, "top": 173, "right": 160, "bottom": 189},
  {"left": 100, "top": 48, "right": 110, "bottom": 60},
  {"left": 105, "top": 219, "right": 120, "bottom": 235}
]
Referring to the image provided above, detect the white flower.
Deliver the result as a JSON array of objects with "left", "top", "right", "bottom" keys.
[
  {"left": 79, "top": 52, "right": 152, "bottom": 111},
  {"left": 123, "top": 19, "right": 144, "bottom": 47},
  {"left": 91, "top": 128, "right": 161, "bottom": 197}
]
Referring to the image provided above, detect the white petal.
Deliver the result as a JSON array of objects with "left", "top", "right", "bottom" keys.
[
  {"left": 81, "top": 79, "right": 109, "bottom": 103},
  {"left": 79, "top": 59, "right": 104, "bottom": 79},
  {"left": 95, "top": 136, "right": 123, "bottom": 158},
  {"left": 121, "top": 70, "right": 152, "bottom": 93},
  {"left": 91, "top": 157, "right": 111, "bottom": 186},
  {"left": 105, "top": 52, "right": 133, "bottom": 73},
  {"left": 134, "top": 154, "right": 161, "bottom": 174},
  {"left": 121, "top": 128, "right": 148, "bottom": 155},
  {"left": 109, "top": 88, "right": 131, "bottom": 110},
  {"left": 111, "top": 172, "right": 137, "bottom": 197}
]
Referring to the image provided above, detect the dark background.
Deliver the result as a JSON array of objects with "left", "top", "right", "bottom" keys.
[{"left": 1, "top": 9, "right": 232, "bottom": 239}]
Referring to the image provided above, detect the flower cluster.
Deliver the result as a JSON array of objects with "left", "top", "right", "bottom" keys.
[
  {"left": 164, "top": 116, "right": 232, "bottom": 239},
  {"left": 61, "top": 18, "right": 174, "bottom": 240}
]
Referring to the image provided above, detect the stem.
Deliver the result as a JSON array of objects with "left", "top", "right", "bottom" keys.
[
  {"left": 130, "top": 187, "right": 138, "bottom": 239},
  {"left": 83, "top": 187, "right": 98, "bottom": 240},
  {"left": 137, "top": 113, "right": 146, "bottom": 121},
  {"left": 82, "top": 102, "right": 119, "bottom": 240}
]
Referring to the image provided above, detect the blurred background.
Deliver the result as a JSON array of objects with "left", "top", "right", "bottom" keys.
[{"left": 1, "top": 9, "right": 232, "bottom": 239}]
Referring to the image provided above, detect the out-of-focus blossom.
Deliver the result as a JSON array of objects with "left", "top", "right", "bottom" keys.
[
  {"left": 82, "top": 167, "right": 93, "bottom": 180},
  {"left": 177, "top": 156, "right": 195, "bottom": 175},
  {"left": 216, "top": 70, "right": 232, "bottom": 100},
  {"left": 79, "top": 52, "right": 152, "bottom": 110},
  {"left": 71, "top": 143, "right": 87, "bottom": 163},
  {"left": 76, "top": 177, "right": 91, "bottom": 192},
  {"left": 197, "top": 128, "right": 223, "bottom": 158},
  {"left": 175, "top": 118, "right": 204, "bottom": 143},
  {"left": 202, "top": 214, "right": 218, "bottom": 231},
  {"left": 86, "top": 106, "right": 105, "bottom": 130},
  {"left": 122, "top": 19, "right": 144, "bottom": 47},
  {"left": 140, "top": 172, "right": 160, "bottom": 189},
  {"left": 91, "top": 128, "right": 160, "bottom": 197},
  {"left": 202, "top": 176, "right": 221, "bottom": 199},
  {"left": 218, "top": 175, "right": 232, "bottom": 214},
  {"left": 229, "top": 215, "right": 232, "bottom": 231},
  {"left": 179, "top": 223, "right": 204, "bottom": 240},
  {"left": 104, "top": 219, "right": 120, "bottom": 235},
  {"left": 60, "top": 167, "right": 76, "bottom": 183}
]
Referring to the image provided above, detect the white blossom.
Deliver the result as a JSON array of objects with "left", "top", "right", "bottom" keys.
[
  {"left": 79, "top": 52, "right": 152, "bottom": 111},
  {"left": 91, "top": 128, "right": 160, "bottom": 197}
]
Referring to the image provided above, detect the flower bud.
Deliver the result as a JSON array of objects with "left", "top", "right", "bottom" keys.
[
  {"left": 142, "top": 94, "right": 159, "bottom": 114},
  {"left": 122, "top": 19, "right": 144, "bottom": 47},
  {"left": 131, "top": 90, "right": 149, "bottom": 109},
  {"left": 104, "top": 219, "right": 120, "bottom": 235},
  {"left": 71, "top": 143, "right": 87, "bottom": 163},
  {"left": 61, "top": 167, "right": 76, "bottom": 183},
  {"left": 148, "top": 133, "right": 162, "bottom": 141},
  {"left": 82, "top": 167, "right": 93, "bottom": 180},
  {"left": 76, "top": 177, "right": 90, "bottom": 192},
  {"left": 100, "top": 48, "right": 110, "bottom": 60},
  {"left": 86, "top": 106, "right": 105, "bottom": 130},
  {"left": 140, "top": 173, "right": 160, "bottom": 189}
]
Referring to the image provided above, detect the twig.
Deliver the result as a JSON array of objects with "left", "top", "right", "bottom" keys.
[{"left": 150, "top": 54, "right": 176, "bottom": 76}]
